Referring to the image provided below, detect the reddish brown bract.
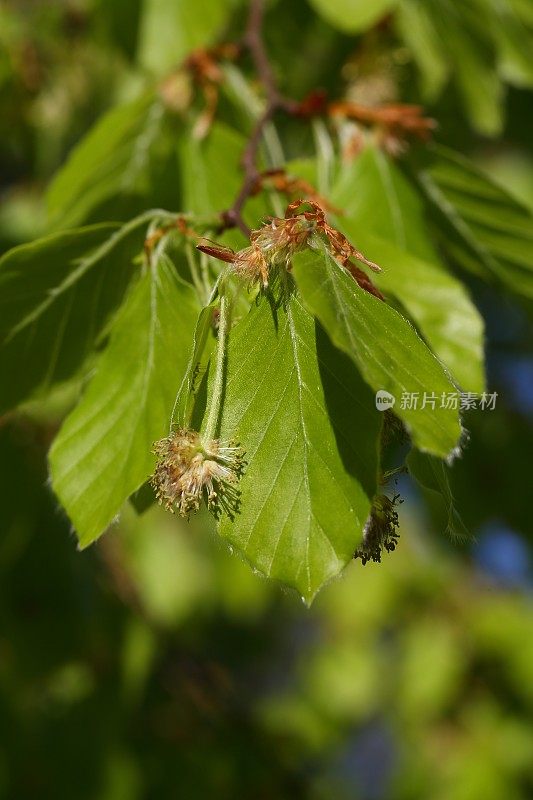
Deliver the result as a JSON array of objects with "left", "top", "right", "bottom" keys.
[{"left": 197, "top": 201, "right": 384, "bottom": 297}]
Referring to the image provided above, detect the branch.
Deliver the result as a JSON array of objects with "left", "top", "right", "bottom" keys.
[
  {"left": 219, "top": 0, "right": 436, "bottom": 237},
  {"left": 244, "top": 0, "right": 293, "bottom": 109},
  {"left": 221, "top": 0, "right": 296, "bottom": 237}
]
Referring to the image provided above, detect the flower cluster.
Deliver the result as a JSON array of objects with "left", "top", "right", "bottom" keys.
[
  {"left": 232, "top": 242, "right": 270, "bottom": 288},
  {"left": 151, "top": 428, "right": 244, "bottom": 518},
  {"left": 354, "top": 493, "right": 403, "bottom": 565},
  {"left": 198, "top": 199, "right": 382, "bottom": 294},
  {"left": 233, "top": 207, "right": 318, "bottom": 287}
]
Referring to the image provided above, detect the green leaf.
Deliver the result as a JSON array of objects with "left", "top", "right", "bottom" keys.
[
  {"left": 139, "top": 0, "right": 235, "bottom": 75},
  {"left": 394, "top": 0, "right": 450, "bottom": 99},
  {"left": 498, "top": 32, "right": 533, "bottom": 88},
  {"left": 484, "top": 0, "right": 533, "bottom": 87},
  {"left": 330, "top": 147, "right": 485, "bottom": 392},
  {"left": 47, "top": 93, "right": 164, "bottom": 228},
  {"left": 179, "top": 122, "right": 267, "bottom": 227},
  {"left": 395, "top": 0, "right": 504, "bottom": 135},
  {"left": 308, "top": 0, "right": 397, "bottom": 33},
  {"left": 438, "top": 8, "right": 504, "bottom": 136},
  {"left": 331, "top": 145, "right": 440, "bottom": 262},
  {"left": 292, "top": 245, "right": 463, "bottom": 459},
  {"left": 172, "top": 302, "right": 217, "bottom": 429},
  {"left": 49, "top": 255, "right": 199, "bottom": 547},
  {"left": 0, "top": 220, "right": 147, "bottom": 413},
  {"left": 217, "top": 291, "right": 381, "bottom": 602},
  {"left": 179, "top": 123, "right": 245, "bottom": 215},
  {"left": 354, "top": 232, "right": 485, "bottom": 394},
  {"left": 416, "top": 145, "right": 533, "bottom": 299},
  {"left": 408, "top": 449, "right": 472, "bottom": 542},
  {"left": 395, "top": 0, "right": 533, "bottom": 132},
  {"left": 509, "top": 0, "right": 533, "bottom": 26}
]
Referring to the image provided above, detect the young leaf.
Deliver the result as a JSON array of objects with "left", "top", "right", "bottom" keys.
[
  {"left": 179, "top": 123, "right": 245, "bottom": 215},
  {"left": 47, "top": 93, "right": 164, "bottom": 228},
  {"left": 486, "top": 0, "right": 533, "bottom": 87},
  {"left": 178, "top": 122, "right": 267, "bottom": 226},
  {"left": 394, "top": 0, "right": 450, "bottom": 99},
  {"left": 508, "top": 0, "right": 533, "bottom": 25},
  {"left": 439, "top": 2, "right": 503, "bottom": 137},
  {"left": 331, "top": 144, "right": 439, "bottom": 262},
  {"left": 49, "top": 255, "right": 199, "bottom": 547},
  {"left": 0, "top": 221, "right": 146, "bottom": 413},
  {"left": 415, "top": 145, "right": 533, "bottom": 299},
  {"left": 292, "top": 245, "right": 463, "bottom": 459},
  {"left": 331, "top": 146, "right": 485, "bottom": 391},
  {"left": 397, "top": 0, "right": 503, "bottom": 135},
  {"left": 139, "top": 0, "right": 232, "bottom": 75},
  {"left": 217, "top": 292, "right": 381, "bottom": 603},
  {"left": 308, "top": 0, "right": 397, "bottom": 34},
  {"left": 355, "top": 232, "right": 485, "bottom": 394},
  {"left": 172, "top": 302, "right": 217, "bottom": 429}
]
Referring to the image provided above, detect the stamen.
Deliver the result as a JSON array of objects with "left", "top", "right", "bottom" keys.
[
  {"left": 354, "top": 493, "right": 403, "bottom": 565},
  {"left": 151, "top": 428, "right": 244, "bottom": 519}
]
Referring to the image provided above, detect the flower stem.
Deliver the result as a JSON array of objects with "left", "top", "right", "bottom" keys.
[{"left": 203, "top": 290, "right": 231, "bottom": 441}]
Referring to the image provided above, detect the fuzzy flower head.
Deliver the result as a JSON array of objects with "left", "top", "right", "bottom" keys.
[
  {"left": 250, "top": 213, "right": 317, "bottom": 265},
  {"left": 232, "top": 243, "right": 270, "bottom": 288},
  {"left": 354, "top": 493, "right": 403, "bottom": 565},
  {"left": 237, "top": 199, "right": 381, "bottom": 290},
  {"left": 151, "top": 428, "right": 244, "bottom": 519},
  {"left": 231, "top": 214, "right": 317, "bottom": 289},
  {"left": 197, "top": 199, "right": 381, "bottom": 293}
]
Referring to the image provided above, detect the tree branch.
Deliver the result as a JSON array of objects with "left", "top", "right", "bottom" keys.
[{"left": 221, "top": 0, "right": 296, "bottom": 237}]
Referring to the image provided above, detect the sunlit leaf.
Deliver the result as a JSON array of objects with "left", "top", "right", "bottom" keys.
[
  {"left": 216, "top": 291, "right": 380, "bottom": 602},
  {"left": 331, "top": 146, "right": 486, "bottom": 392},
  {"left": 357, "top": 234, "right": 485, "bottom": 393},
  {"left": 172, "top": 302, "right": 217, "bottom": 429},
  {"left": 47, "top": 93, "right": 164, "bottom": 228},
  {"left": 332, "top": 143, "right": 439, "bottom": 262},
  {"left": 49, "top": 255, "right": 199, "bottom": 547},
  {"left": 0, "top": 220, "right": 147, "bottom": 413},
  {"left": 139, "top": 0, "right": 237, "bottom": 75},
  {"left": 179, "top": 122, "right": 267, "bottom": 228},
  {"left": 179, "top": 123, "right": 245, "bottom": 215},
  {"left": 308, "top": 0, "right": 397, "bottom": 33},
  {"left": 292, "top": 244, "right": 463, "bottom": 458}
]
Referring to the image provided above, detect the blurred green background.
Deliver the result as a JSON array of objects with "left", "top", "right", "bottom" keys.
[{"left": 1, "top": 1, "right": 533, "bottom": 798}]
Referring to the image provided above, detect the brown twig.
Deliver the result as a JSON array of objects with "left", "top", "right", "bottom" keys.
[
  {"left": 221, "top": 0, "right": 297, "bottom": 237},
  {"left": 219, "top": 0, "right": 436, "bottom": 236}
]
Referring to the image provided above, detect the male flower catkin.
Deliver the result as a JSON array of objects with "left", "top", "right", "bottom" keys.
[
  {"left": 354, "top": 493, "right": 402, "bottom": 565},
  {"left": 151, "top": 428, "right": 244, "bottom": 518}
]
